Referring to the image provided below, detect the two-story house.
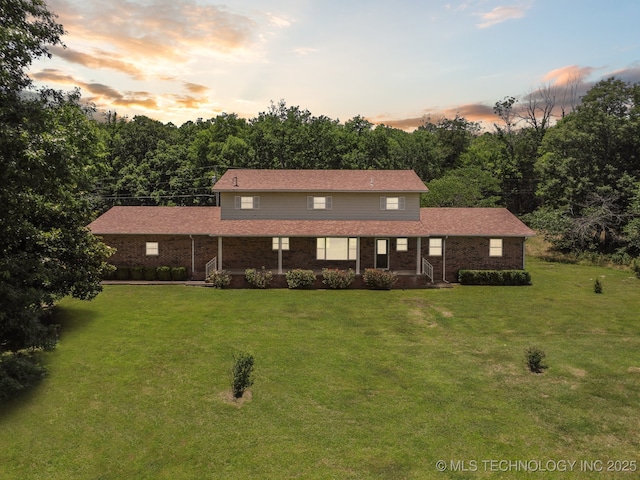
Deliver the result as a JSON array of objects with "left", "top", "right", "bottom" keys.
[{"left": 88, "top": 169, "right": 535, "bottom": 286}]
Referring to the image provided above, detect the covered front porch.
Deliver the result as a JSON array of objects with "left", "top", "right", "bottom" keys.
[{"left": 206, "top": 235, "right": 438, "bottom": 287}]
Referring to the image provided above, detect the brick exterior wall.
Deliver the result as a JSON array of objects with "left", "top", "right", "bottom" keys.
[
  {"left": 101, "top": 234, "right": 525, "bottom": 285},
  {"left": 423, "top": 236, "right": 525, "bottom": 283},
  {"left": 99, "top": 234, "right": 218, "bottom": 280}
]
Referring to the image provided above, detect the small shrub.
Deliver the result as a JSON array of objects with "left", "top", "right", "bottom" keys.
[
  {"left": 156, "top": 266, "right": 172, "bottom": 281},
  {"left": 0, "top": 351, "right": 47, "bottom": 400},
  {"left": 362, "top": 268, "right": 397, "bottom": 290},
  {"left": 206, "top": 270, "right": 232, "bottom": 288},
  {"left": 525, "top": 346, "right": 547, "bottom": 373},
  {"left": 594, "top": 278, "right": 603, "bottom": 294},
  {"left": 114, "top": 266, "right": 130, "bottom": 280},
  {"left": 231, "top": 352, "right": 254, "bottom": 399},
  {"left": 130, "top": 266, "right": 145, "bottom": 280},
  {"left": 285, "top": 269, "right": 316, "bottom": 289},
  {"left": 322, "top": 268, "right": 355, "bottom": 289},
  {"left": 171, "top": 266, "right": 188, "bottom": 281},
  {"left": 245, "top": 267, "right": 273, "bottom": 288},
  {"left": 144, "top": 266, "right": 157, "bottom": 281}
]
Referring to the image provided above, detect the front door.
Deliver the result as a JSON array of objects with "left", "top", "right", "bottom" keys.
[{"left": 375, "top": 238, "right": 389, "bottom": 269}]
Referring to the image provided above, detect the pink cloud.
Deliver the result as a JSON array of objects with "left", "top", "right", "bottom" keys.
[{"left": 476, "top": 4, "right": 530, "bottom": 28}]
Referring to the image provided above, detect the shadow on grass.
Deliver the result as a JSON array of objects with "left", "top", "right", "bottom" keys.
[{"left": 0, "top": 304, "right": 99, "bottom": 416}]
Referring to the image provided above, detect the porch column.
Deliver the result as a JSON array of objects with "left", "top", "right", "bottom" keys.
[
  {"left": 355, "top": 237, "right": 361, "bottom": 275},
  {"left": 416, "top": 237, "right": 421, "bottom": 274},
  {"left": 278, "top": 239, "right": 283, "bottom": 274},
  {"left": 218, "top": 236, "right": 223, "bottom": 271}
]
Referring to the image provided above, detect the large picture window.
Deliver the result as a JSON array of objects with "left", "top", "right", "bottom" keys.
[{"left": 316, "top": 237, "right": 357, "bottom": 260}]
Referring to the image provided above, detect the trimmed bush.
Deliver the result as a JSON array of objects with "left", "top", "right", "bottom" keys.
[
  {"left": 114, "top": 266, "right": 130, "bottom": 280},
  {"left": 525, "top": 346, "right": 547, "bottom": 373},
  {"left": 322, "top": 268, "right": 355, "bottom": 289},
  {"left": 231, "top": 352, "right": 254, "bottom": 399},
  {"left": 157, "top": 266, "right": 172, "bottom": 281},
  {"left": 285, "top": 269, "right": 316, "bottom": 289},
  {"left": 245, "top": 267, "right": 273, "bottom": 288},
  {"left": 206, "top": 270, "right": 232, "bottom": 288},
  {"left": 362, "top": 269, "right": 397, "bottom": 290},
  {"left": 102, "top": 264, "right": 117, "bottom": 280},
  {"left": 130, "top": 266, "right": 145, "bottom": 280},
  {"left": 171, "top": 267, "right": 188, "bottom": 281},
  {"left": 0, "top": 350, "right": 47, "bottom": 400},
  {"left": 144, "top": 267, "right": 157, "bottom": 281},
  {"left": 458, "top": 269, "right": 532, "bottom": 286}
]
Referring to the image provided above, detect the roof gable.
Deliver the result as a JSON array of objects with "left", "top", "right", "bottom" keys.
[{"left": 213, "top": 169, "right": 428, "bottom": 193}]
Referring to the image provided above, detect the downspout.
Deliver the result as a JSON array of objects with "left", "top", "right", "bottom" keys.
[
  {"left": 522, "top": 237, "right": 526, "bottom": 270},
  {"left": 189, "top": 235, "right": 195, "bottom": 280},
  {"left": 442, "top": 236, "right": 450, "bottom": 283}
]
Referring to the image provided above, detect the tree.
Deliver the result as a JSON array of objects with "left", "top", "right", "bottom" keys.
[
  {"left": 1, "top": 0, "right": 113, "bottom": 398},
  {"left": 421, "top": 167, "right": 502, "bottom": 208},
  {"left": 534, "top": 78, "right": 640, "bottom": 252}
]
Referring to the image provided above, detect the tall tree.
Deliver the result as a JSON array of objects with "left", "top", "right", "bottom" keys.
[
  {"left": 534, "top": 78, "right": 640, "bottom": 252},
  {"left": 1, "top": 0, "right": 112, "bottom": 398}
]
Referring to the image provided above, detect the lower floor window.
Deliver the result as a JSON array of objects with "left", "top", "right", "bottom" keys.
[
  {"left": 272, "top": 237, "right": 290, "bottom": 250},
  {"left": 317, "top": 237, "right": 357, "bottom": 260},
  {"left": 429, "top": 238, "right": 442, "bottom": 256},
  {"left": 489, "top": 238, "right": 503, "bottom": 257},
  {"left": 146, "top": 241, "right": 159, "bottom": 256},
  {"left": 396, "top": 238, "right": 408, "bottom": 251}
]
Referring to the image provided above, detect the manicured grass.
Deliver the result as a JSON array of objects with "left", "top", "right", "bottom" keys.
[{"left": 1, "top": 258, "right": 639, "bottom": 479}]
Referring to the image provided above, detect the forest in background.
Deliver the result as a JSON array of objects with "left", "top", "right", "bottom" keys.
[{"left": 89, "top": 78, "right": 640, "bottom": 258}]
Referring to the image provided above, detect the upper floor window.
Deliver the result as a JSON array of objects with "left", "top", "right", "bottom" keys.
[
  {"left": 396, "top": 238, "right": 408, "bottom": 252},
  {"left": 235, "top": 196, "right": 260, "bottom": 210},
  {"left": 308, "top": 196, "right": 332, "bottom": 210},
  {"left": 380, "top": 196, "right": 405, "bottom": 210},
  {"left": 146, "top": 242, "right": 159, "bottom": 256},
  {"left": 272, "top": 237, "right": 290, "bottom": 251},
  {"left": 429, "top": 238, "right": 442, "bottom": 256},
  {"left": 489, "top": 238, "right": 503, "bottom": 257}
]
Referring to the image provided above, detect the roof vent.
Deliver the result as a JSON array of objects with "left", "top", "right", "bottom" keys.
[
  {"left": 370, "top": 177, "right": 374, "bottom": 186},
  {"left": 233, "top": 176, "right": 238, "bottom": 187}
]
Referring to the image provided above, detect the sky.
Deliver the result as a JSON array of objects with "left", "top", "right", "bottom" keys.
[{"left": 30, "top": 0, "right": 640, "bottom": 130}]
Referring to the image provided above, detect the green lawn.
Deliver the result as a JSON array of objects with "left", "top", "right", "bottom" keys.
[{"left": 2, "top": 258, "right": 639, "bottom": 479}]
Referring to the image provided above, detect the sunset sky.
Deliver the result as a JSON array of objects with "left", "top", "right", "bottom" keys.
[{"left": 31, "top": 0, "right": 640, "bottom": 129}]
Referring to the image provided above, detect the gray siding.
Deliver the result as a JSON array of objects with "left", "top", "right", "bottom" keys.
[{"left": 220, "top": 192, "right": 421, "bottom": 220}]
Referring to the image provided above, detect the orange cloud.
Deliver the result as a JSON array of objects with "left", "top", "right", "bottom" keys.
[
  {"left": 476, "top": 4, "right": 530, "bottom": 28},
  {"left": 543, "top": 65, "right": 594, "bottom": 85},
  {"left": 371, "top": 103, "right": 497, "bottom": 131},
  {"left": 47, "top": 0, "right": 260, "bottom": 65},
  {"left": 183, "top": 82, "right": 209, "bottom": 95},
  {"left": 48, "top": 45, "right": 146, "bottom": 80}
]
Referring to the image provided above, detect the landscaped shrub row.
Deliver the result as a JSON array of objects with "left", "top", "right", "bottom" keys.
[
  {"left": 321, "top": 268, "right": 355, "bottom": 289},
  {"left": 458, "top": 269, "right": 532, "bottom": 285},
  {"left": 285, "top": 269, "right": 316, "bottom": 289},
  {"left": 106, "top": 266, "right": 188, "bottom": 281}
]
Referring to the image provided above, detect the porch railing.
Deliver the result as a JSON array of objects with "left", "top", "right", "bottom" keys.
[
  {"left": 205, "top": 257, "right": 217, "bottom": 279},
  {"left": 422, "top": 258, "right": 434, "bottom": 283}
]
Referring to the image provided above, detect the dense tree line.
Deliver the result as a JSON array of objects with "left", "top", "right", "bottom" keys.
[{"left": 91, "top": 81, "right": 640, "bottom": 258}]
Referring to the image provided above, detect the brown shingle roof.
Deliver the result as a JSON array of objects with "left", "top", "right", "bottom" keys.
[
  {"left": 421, "top": 208, "right": 535, "bottom": 237},
  {"left": 213, "top": 169, "right": 429, "bottom": 192},
  {"left": 88, "top": 206, "right": 219, "bottom": 235},
  {"left": 89, "top": 206, "right": 535, "bottom": 238}
]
